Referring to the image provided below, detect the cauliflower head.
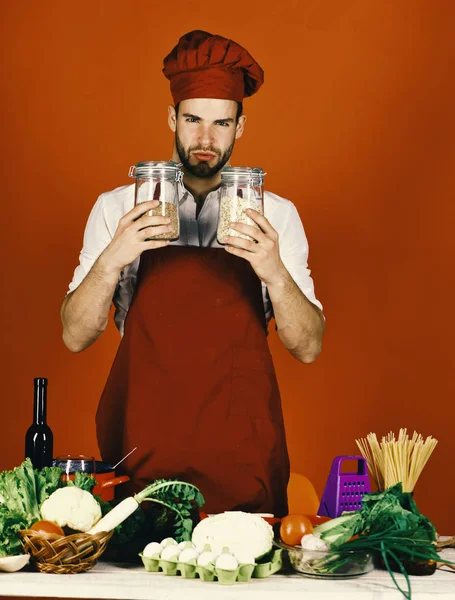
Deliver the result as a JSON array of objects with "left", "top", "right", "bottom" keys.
[
  {"left": 192, "top": 511, "right": 273, "bottom": 559},
  {"left": 40, "top": 487, "right": 102, "bottom": 532}
]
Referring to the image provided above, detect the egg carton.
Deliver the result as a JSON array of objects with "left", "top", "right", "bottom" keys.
[{"left": 139, "top": 548, "right": 283, "bottom": 585}]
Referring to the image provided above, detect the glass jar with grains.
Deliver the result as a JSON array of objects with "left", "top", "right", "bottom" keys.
[
  {"left": 217, "top": 166, "right": 265, "bottom": 245},
  {"left": 128, "top": 161, "right": 183, "bottom": 241}
]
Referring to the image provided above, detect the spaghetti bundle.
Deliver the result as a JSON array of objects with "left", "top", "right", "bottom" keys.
[{"left": 355, "top": 429, "right": 438, "bottom": 492}]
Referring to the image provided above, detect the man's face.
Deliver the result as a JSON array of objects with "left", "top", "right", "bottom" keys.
[{"left": 169, "top": 98, "right": 246, "bottom": 178}]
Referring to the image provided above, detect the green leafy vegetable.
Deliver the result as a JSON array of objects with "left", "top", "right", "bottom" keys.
[
  {"left": 73, "top": 472, "right": 97, "bottom": 493},
  {"left": 135, "top": 479, "right": 204, "bottom": 541},
  {"left": 0, "top": 505, "right": 32, "bottom": 557},
  {"left": 0, "top": 458, "right": 40, "bottom": 521},
  {"left": 0, "top": 459, "right": 61, "bottom": 555},
  {"left": 314, "top": 484, "right": 453, "bottom": 599},
  {"left": 35, "top": 466, "right": 64, "bottom": 504},
  {"left": 315, "top": 484, "right": 437, "bottom": 548}
]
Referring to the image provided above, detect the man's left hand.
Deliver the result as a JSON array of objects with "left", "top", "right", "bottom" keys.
[{"left": 224, "top": 209, "right": 287, "bottom": 286}]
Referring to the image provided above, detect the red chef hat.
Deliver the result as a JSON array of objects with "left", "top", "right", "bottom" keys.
[{"left": 162, "top": 30, "right": 264, "bottom": 104}]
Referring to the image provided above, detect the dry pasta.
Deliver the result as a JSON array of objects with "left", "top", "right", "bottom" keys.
[{"left": 355, "top": 429, "right": 438, "bottom": 492}]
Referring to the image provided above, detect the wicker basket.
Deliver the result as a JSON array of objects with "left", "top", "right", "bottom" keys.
[{"left": 18, "top": 529, "right": 114, "bottom": 574}]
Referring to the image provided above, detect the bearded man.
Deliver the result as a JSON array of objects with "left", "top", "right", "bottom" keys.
[{"left": 61, "top": 30, "right": 324, "bottom": 516}]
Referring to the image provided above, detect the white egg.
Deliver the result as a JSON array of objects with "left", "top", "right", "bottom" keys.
[
  {"left": 143, "top": 542, "right": 163, "bottom": 558},
  {"left": 178, "top": 540, "right": 194, "bottom": 551},
  {"left": 198, "top": 544, "right": 222, "bottom": 558},
  {"left": 179, "top": 548, "right": 199, "bottom": 564},
  {"left": 160, "top": 537, "right": 177, "bottom": 548},
  {"left": 160, "top": 545, "right": 181, "bottom": 562},
  {"left": 197, "top": 550, "right": 215, "bottom": 567},
  {"left": 233, "top": 550, "right": 255, "bottom": 565},
  {"left": 215, "top": 553, "right": 238, "bottom": 571}
]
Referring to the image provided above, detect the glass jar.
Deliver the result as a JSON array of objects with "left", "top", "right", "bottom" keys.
[
  {"left": 128, "top": 160, "right": 183, "bottom": 241},
  {"left": 217, "top": 166, "right": 265, "bottom": 245}
]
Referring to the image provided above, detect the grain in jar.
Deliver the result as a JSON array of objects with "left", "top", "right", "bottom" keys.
[
  {"left": 217, "top": 167, "right": 265, "bottom": 245},
  {"left": 145, "top": 201, "right": 179, "bottom": 240},
  {"left": 129, "top": 161, "right": 182, "bottom": 241}
]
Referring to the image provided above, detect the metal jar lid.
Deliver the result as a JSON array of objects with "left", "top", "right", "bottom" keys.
[
  {"left": 221, "top": 166, "right": 265, "bottom": 184},
  {"left": 128, "top": 161, "right": 183, "bottom": 181}
]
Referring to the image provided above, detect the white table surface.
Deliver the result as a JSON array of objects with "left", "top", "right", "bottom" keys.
[{"left": 1, "top": 549, "right": 453, "bottom": 600}]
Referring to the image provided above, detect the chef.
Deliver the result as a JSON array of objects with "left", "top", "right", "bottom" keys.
[{"left": 61, "top": 30, "right": 324, "bottom": 517}]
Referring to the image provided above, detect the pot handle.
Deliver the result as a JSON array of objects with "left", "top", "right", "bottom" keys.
[{"left": 93, "top": 476, "right": 130, "bottom": 494}]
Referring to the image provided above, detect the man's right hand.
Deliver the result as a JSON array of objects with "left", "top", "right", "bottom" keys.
[
  {"left": 61, "top": 200, "right": 173, "bottom": 352},
  {"left": 98, "top": 200, "right": 172, "bottom": 275}
]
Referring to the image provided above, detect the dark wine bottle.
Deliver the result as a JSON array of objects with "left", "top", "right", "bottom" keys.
[{"left": 25, "top": 378, "right": 53, "bottom": 469}]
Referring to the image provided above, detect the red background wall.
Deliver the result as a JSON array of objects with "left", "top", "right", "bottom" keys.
[{"left": 1, "top": 1, "right": 454, "bottom": 533}]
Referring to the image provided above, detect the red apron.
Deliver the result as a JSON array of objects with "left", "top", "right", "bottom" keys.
[{"left": 96, "top": 245, "right": 290, "bottom": 516}]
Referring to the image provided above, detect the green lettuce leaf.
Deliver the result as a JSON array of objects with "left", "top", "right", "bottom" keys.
[
  {"left": 73, "top": 472, "right": 97, "bottom": 493},
  {"left": 0, "top": 505, "right": 32, "bottom": 557},
  {"left": 0, "top": 458, "right": 40, "bottom": 521},
  {"left": 35, "top": 466, "right": 64, "bottom": 504}
]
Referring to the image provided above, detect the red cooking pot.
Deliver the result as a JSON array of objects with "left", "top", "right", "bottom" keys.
[
  {"left": 92, "top": 460, "right": 130, "bottom": 502},
  {"left": 54, "top": 455, "right": 129, "bottom": 502}
]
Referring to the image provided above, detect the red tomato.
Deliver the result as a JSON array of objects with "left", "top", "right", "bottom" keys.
[
  {"left": 198, "top": 511, "right": 209, "bottom": 521},
  {"left": 280, "top": 514, "right": 314, "bottom": 546},
  {"left": 30, "top": 520, "right": 65, "bottom": 536}
]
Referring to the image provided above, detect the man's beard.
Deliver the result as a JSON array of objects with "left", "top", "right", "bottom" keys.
[{"left": 175, "top": 131, "right": 235, "bottom": 178}]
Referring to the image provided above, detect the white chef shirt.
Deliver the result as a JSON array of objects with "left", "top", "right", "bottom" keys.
[{"left": 68, "top": 183, "right": 323, "bottom": 335}]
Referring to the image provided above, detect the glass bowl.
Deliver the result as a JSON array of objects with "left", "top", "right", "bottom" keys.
[{"left": 274, "top": 540, "right": 374, "bottom": 579}]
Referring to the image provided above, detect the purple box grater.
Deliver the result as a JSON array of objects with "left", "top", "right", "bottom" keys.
[{"left": 318, "top": 455, "right": 371, "bottom": 518}]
